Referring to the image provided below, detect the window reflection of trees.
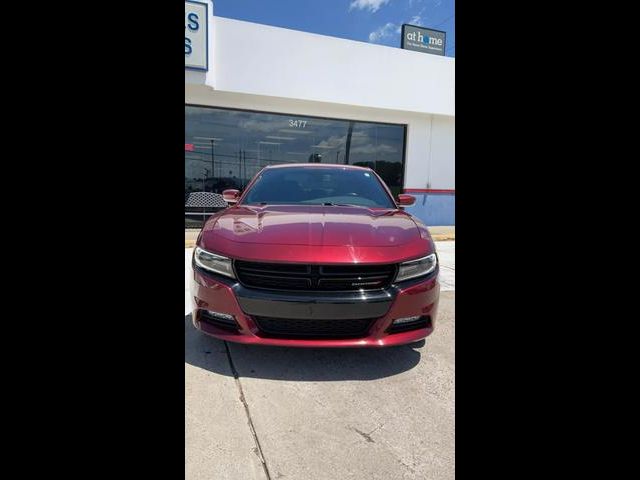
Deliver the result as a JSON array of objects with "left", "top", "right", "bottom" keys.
[{"left": 185, "top": 106, "right": 406, "bottom": 226}]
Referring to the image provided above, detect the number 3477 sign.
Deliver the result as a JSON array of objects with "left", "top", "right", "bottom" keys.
[{"left": 185, "top": 1, "right": 208, "bottom": 71}]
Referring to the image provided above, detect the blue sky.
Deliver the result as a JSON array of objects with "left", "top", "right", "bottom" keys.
[{"left": 212, "top": 0, "right": 455, "bottom": 57}]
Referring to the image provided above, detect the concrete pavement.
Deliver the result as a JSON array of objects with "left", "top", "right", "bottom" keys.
[
  {"left": 185, "top": 242, "right": 455, "bottom": 479},
  {"left": 185, "top": 331, "right": 267, "bottom": 480},
  {"left": 436, "top": 241, "right": 455, "bottom": 291}
]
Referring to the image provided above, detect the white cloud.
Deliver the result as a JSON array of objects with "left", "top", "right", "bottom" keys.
[
  {"left": 409, "top": 15, "right": 422, "bottom": 25},
  {"left": 238, "top": 118, "right": 288, "bottom": 133},
  {"left": 349, "top": 0, "right": 391, "bottom": 13},
  {"left": 350, "top": 143, "right": 397, "bottom": 154},
  {"left": 369, "top": 22, "right": 399, "bottom": 42}
]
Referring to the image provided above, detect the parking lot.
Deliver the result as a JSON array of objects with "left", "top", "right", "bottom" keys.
[{"left": 185, "top": 241, "right": 455, "bottom": 480}]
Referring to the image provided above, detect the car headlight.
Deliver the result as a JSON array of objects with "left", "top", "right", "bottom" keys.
[
  {"left": 193, "top": 247, "right": 236, "bottom": 279},
  {"left": 395, "top": 253, "right": 437, "bottom": 282}
]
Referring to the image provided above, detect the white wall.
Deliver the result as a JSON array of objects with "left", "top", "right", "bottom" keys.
[
  {"left": 187, "top": 15, "right": 454, "bottom": 117},
  {"left": 429, "top": 116, "right": 455, "bottom": 189},
  {"left": 399, "top": 115, "right": 454, "bottom": 191}
]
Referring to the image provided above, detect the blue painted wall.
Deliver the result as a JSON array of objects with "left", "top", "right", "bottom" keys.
[{"left": 404, "top": 193, "right": 455, "bottom": 226}]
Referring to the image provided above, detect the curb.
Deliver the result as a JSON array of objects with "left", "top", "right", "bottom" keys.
[{"left": 430, "top": 234, "right": 455, "bottom": 242}]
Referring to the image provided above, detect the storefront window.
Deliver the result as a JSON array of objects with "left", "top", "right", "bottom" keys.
[{"left": 185, "top": 105, "right": 406, "bottom": 227}]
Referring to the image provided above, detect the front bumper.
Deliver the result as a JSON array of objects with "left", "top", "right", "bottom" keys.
[{"left": 190, "top": 266, "right": 439, "bottom": 348}]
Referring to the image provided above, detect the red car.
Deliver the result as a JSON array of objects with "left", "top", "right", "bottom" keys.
[{"left": 190, "top": 164, "right": 439, "bottom": 347}]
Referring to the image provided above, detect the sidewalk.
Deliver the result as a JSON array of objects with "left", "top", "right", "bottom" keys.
[
  {"left": 426, "top": 226, "right": 455, "bottom": 242},
  {"left": 185, "top": 226, "right": 454, "bottom": 247}
]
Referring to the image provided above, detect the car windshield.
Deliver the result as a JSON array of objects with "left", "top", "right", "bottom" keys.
[{"left": 241, "top": 167, "right": 396, "bottom": 208}]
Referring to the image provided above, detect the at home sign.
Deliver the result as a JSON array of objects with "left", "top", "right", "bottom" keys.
[
  {"left": 401, "top": 24, "right": 446, "bottom": 56},
  {"left": 185, "top": 1, "right": 208, "bottom": 71}
]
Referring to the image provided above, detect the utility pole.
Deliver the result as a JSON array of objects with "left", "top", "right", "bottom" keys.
[
  {"left": 210, "top": 139, "right": 215, "bottom": 190},
  {"left": 344, "top": 122, "right": 354, "bottom": 165},
  {"left": 242, "top": 150, "right": 247, "bottom": 188},
  {"left": 203, "top": 168, "right": 209, "bottom": 192}
]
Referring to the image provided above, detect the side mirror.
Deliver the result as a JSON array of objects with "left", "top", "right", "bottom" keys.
[
  {"left": 222, "top": 189, "right": 240, "bottom": 204},
  {"left": 396, "top": 194, "right": 416, "bottom": 207}
]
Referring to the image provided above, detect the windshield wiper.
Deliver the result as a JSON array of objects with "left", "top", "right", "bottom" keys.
[{"left": 253, "top": 202, "right": 366, "bottom": 207}]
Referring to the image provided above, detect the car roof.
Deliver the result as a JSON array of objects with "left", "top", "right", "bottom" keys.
[{"left": 263, "top": 163, "right": 372, "bottom": 171}]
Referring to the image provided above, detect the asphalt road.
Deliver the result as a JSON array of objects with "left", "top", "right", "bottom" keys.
[{"left": 185, "top": 242, "right": 455, "bottom": 480}]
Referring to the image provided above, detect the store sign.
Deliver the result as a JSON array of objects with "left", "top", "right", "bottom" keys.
[
  {"left": 185, "top": 1, "right": 208, "bottom": 71},
  {"left": 401, "top": 24, "right": 446, "bottom": 56}
]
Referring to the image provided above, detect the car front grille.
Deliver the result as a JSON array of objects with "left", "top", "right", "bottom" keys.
[
  {"left": 254, "top": 316, "right": 375, "bottom": 339},
  {"left": 234, "top": 261, "right": 396, "bottom": 292}
]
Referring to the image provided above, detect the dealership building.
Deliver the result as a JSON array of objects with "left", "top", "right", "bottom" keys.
[{"left": 185, "top": 1, "right": 455, "bottom": 226}]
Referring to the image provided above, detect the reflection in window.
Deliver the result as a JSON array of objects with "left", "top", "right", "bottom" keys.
[{"left": 185, "top": 106, "right": 406, "bottom": 227}]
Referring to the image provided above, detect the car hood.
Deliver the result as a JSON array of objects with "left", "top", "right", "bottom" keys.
[{"left": 198, "top": 205, "right": 435, "bottom": 264}]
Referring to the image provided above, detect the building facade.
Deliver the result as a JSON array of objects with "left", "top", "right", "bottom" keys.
[{"left": 185, "top": 1, "right": 455, "bottom": 226}]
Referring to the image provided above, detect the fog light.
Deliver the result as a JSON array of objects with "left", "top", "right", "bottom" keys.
[
  {"left": 205, "top": 311, "right": 235, "bottom": 322},
  {"left": 199, "top": 310, "right": 239, "bottom": 331},
  {"left": 387, "top": 315, "right": 430, "bottom": 334},
  {"left": 393, "top": 316, "right": 422, "bottom": 325}
]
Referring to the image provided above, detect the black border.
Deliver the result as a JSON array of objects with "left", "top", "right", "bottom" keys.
[{"left": 17, "top": 0, "right": 187, "bottom": 475}]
